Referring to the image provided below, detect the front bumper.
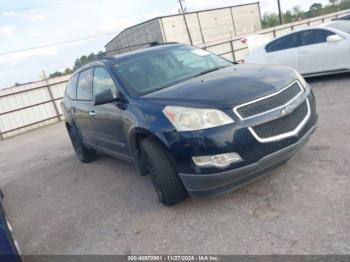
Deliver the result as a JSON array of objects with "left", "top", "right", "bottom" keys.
[{"left": 179, "top": 125, "right": 317, "bottom": 197}]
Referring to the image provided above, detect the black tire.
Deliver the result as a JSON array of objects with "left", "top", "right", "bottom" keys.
[
  {"left": 141, "top": 138, "right": 188, "bottom": 206},
  {"left": 67, "top": 125, "right": 97, "bottom": 163}
]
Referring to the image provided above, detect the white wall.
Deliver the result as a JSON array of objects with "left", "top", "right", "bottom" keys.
[
  {"left": 161, "top": 3, "right": 261, "bottom": 46},
  {"left": 105, "top": 3, "right": 261, "bottom": 52},
  {"left": 105, "top": 19, "right": 163, "bottom": 53}
]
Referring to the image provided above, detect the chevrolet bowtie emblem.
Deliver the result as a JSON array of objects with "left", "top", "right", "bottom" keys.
[{"left": 282, "top": 105, "right": 297, "bottom": 116}]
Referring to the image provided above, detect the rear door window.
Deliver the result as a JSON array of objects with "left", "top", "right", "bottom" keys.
[
  {"left": 65, "top": 74, "right": 78, "bottom": 99},
  {"left": 300, "top": 29, "right": 335, "bottom": 46},
  {"left": 77, "top": 68, "right": 93, "bottom": 101},
  {"left": 266, "top": 33, "right": 300, "bottom": 53}
]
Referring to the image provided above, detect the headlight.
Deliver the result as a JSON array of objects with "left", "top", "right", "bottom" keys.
[
  {"left": 291, "top": 68, "right": 308, "bottom": 88},
  {"left": 163, "top": 106, "right": 234, "bottom": 131},
  {"left": 193, "top": 153, "right": 242, "bottom": 168}
]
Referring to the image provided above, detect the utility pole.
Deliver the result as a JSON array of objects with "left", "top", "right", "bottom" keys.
[
  {"left": 178, "top": 0, "right": 193, "bottom": 45},
  {"left": 277, "top": 0, "right": 283, "bottom": 25}
]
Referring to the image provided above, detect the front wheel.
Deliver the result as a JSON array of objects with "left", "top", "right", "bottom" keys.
[
  {"left": 67, "top": 125, "right": 97, "bottom": 163},
  {"left": 141, "top": 138, "right": 188, "bottom": 206}
]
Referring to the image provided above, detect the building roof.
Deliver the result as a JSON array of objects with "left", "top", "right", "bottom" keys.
[{"left": 104, "top": 2, "right": 260, "bottom": 48}]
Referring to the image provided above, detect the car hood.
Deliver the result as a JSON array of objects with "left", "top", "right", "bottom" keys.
[{"left": 142, "top": 64, "right": 297, "bottom": 109}]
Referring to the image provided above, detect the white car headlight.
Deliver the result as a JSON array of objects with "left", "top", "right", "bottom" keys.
[{"left": 163, "top": 106, "right": 234, "bottom": 131}]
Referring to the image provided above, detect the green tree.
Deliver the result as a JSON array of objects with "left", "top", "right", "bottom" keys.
[
  {"left": 338, "top": 0, "right": 350, "bottom": 10},
  {"left": 49, "top": 51, "right": 107, "bottom": 78},
  {"left": 261, "top": 0, "right": 350, "bottom": 29},
  {"left": 262, "top": 13, "right": 280, "bottom": 28},
  {"left": 49, "top": 71, "right": 64, "bottom": 78},
  {"left": 292, "top": 6, "right": 305, "bottom": 20},
  {"left": 73, "top": 52, "right": 103, "bottom": 70},
  {"left": 64, "top": 68, "right": 73, "bottom": 74},
  {"left": 307, "top": 3, "right": 324, "bottom": 17},
  {"left": 283, "top": 10, "right": 295, "bottom": 23}
]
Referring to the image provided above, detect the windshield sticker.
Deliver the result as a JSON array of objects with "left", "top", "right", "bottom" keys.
[{"left": 191, "top": 49, "right": 211, "bottom": 56}]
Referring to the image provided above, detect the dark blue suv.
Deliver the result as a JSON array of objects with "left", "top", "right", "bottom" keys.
[{"left": 62, "top": 44, "right": 317, "bottom": 206}]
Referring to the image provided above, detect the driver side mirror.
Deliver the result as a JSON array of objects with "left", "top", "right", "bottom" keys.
[
  {"left": 94, "top": 89, "right": 119, "bottom": 106},
  {"left": 327, "top": 34, "right": 343, "bottom": 43}
]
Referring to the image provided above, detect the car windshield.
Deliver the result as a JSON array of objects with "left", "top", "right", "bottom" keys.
[
  {"left": 113, "top": 45, "right": 232, "bottom": 96},
  {"left": 327, "top": 21, "right": 350, "bottom": 34}
]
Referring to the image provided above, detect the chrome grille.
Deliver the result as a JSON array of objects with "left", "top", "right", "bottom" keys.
[
  {"left": 235, "top": 82, "right": 303, "bottom": 119},
  {"left": 251, "top": 99, "right": 310, "bottom": 142}
]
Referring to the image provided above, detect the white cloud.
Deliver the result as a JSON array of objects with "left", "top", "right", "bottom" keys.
[
  {"left": 1, "top": 10, "right": 47, "bottom": 21},
  {"left": 0, "top": 46, "right": 59, "bottom": 66},
  {"left": 29, "top": 13, "right": 47, "bottom": 21},
  {"left": 1, "top": 11, "right": 16, "bottom": 17},
  {"left": 64, "top": 61, "right": 74, "bottom": 68},
  {"left": 0, "top": 25, "right": 16, "bottom": 37},
  {"left": 68, "top": 38, "right": 93, "bottom": 47},
  {"left": 97, "top": 17, "right": 137, "bottom": 34},
  {"left": 186, "top": 0, "right": 248, "bottom": 11}
]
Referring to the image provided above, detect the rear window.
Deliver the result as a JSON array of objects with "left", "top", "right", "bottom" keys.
[
  {"left": 327, "top": 21, "right": 350, "bottom": 34},
  {"left": 65, "top": 75, "right": 78, "bottom": 99},
  {"left": 77, "top": 68, "right": 93, "bottom": 101}
]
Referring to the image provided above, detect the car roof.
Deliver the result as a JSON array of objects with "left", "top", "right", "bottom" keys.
[
  {"left": 263, "top": 21, "right": 349, "bottom": 44},
  {"left": 113, "top": 43, "right": 181, "bottom": 59},
  {"left": 72, "top": 43, "right": 183, "bottom": 75}
]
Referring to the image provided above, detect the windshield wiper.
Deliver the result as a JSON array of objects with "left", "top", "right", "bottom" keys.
[
  {"left": 194, "top": 65, "right": 229, "bottom": 77},
  {"left": 140, "top": 66, "right": 230, "bottom": 96}
]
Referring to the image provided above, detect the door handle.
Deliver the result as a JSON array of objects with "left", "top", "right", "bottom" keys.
[
  {"left": 89, "top": 111, "right": 96, "bottom": 117},
  {"left": 300, "top": 50, "right": 308, "bottom": 54}
]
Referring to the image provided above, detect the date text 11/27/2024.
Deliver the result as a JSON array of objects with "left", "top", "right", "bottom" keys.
[{"left": 127, "top": 255, "right": 220, "bottom": 261}]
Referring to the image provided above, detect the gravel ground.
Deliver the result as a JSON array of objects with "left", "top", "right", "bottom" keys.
[{"left": 0, "top": 74, "right": 349, "bottom": 255}]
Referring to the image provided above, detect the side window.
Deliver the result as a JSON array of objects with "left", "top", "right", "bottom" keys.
[
  {"left": 77, "top": 68, "right": 93, "bottom": 101},
  {"left": 266, "top": 33, "right": 300, "bottom": 53},
  {"left": 300, "top": 29, "right": 335, "bottom": 46},
  {"left": 65, "top": 74, "right": 78, "bottom": 99},
  {"left": 93, "top": 67, "right": 117, "bottom": 98}
]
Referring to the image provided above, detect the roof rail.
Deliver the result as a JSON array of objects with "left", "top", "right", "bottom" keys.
[
  {"left": 101, "top": 41, "right": 180, "bottom": 57},
  {"left": 150, "top": 41, "right": 179, "bottom": 47}
]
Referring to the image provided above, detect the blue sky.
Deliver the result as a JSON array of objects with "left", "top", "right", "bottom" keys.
[{"left": 0, "top": 0, "right": 330, "bottom": 88}]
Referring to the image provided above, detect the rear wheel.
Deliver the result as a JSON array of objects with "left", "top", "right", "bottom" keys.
[
  {"left": 67, "top": 125, "right": 97, "bottom": 163},
  {"left": 140, "top": 138, "right": 188, "bottom": 206}
]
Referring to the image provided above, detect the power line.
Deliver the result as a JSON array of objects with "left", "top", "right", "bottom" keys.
[{"left": 0, "top": 31, "right": 118, "bottom": 57}]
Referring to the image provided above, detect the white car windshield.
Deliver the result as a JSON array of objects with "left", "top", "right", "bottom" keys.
[{"left": 327, "top": 21, "right": 350, "bottom": 34}]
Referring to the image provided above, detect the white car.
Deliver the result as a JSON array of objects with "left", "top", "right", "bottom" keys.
[{"left": 245, "top": 20, "right": 350, "bottom": 77}]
